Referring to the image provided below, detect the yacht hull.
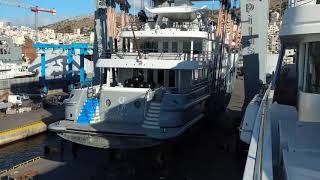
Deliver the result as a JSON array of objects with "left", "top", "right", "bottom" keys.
[{"left": 49, "top": 112, "right": 205, "bottom": 149}]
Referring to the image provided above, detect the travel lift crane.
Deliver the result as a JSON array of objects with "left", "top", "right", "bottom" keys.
[
  {"left": 0, "top": 0, "right": 56, "bottom": 41},
  {"left": 32, "top": 43, "right": 93, "bottom": 96},
  {"left": 33, "top": 0, "right": 131, "bottom": 96}
]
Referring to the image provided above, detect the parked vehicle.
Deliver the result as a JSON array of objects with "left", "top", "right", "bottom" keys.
[{"left": 8, "top": 95, "right": 23, "bottom": 106}]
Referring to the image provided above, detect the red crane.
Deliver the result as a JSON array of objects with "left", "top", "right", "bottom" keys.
[{"left": 0, "top": 0, "right": 57, "bottom": 41}]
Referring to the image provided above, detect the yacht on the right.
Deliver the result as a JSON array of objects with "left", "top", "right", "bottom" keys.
[{"left": 241, "top": 0, "right": 320, "bottom": 180}]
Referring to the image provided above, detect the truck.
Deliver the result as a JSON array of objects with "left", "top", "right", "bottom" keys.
[
  {"left": 0, "top": 102, "right": 12, "bottom": 110},
  {"left": 8, "top": 95, "right": 23, "bottom": 106}
]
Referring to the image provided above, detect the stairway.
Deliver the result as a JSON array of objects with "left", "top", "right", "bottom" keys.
[
  {"left": 77, "top": 98, "right": 100, "bottom": 124},
  {"left": 87, "top": 85, "right": 96, "bottom": 98},
  {"left": 142, "top": 102, "right": 161, "bottom": 129}
]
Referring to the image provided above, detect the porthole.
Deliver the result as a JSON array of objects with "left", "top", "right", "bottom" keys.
[
  {"left": 134, "top": 101, "right": 141, "bottom": 108},
  {"left": 106, "top": 99, "right": 111, "bottom": 107}
]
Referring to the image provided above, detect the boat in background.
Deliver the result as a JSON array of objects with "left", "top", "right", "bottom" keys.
[{"left": 0, "top": 35, "right": 36, "bottom": 79}]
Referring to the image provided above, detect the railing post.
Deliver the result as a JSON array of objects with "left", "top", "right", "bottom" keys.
[
  {"left": 67, "top": 48, "right": 74, "bottom": 91},
  {"left": 40, "top": 48, "right": 48, "bottom": 95},
  {"left": 190, "top": 40, "right": 194, "bottom": 60},
  {"left": 80, "top": 48, "right": 86, "bottom": 85}
]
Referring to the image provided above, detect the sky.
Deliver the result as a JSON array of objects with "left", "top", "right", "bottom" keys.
[{"left": 0, "top": 0, "right": 239, "bottom": 27}]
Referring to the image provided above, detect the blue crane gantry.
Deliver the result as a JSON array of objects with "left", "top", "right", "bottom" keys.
[
  {"left": 32, "top": 43, "right": 93, "bottom": 95},
  {"left": 32, "top": 1, "right": 131, "bottom": 95}
]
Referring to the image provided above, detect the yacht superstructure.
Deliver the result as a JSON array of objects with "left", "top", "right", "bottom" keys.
[
  {"left": 49, "top": 0, "right": 240, "bottom": 148},
  {"left": 241, "top": 1, "right": 320, "bottom": 179},
  {"left": 0, "top": 35, "right": 35, "bottom": 79}
]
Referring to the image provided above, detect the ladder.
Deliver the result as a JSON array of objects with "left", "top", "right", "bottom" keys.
[{"left": 87, "top": 84, "right": 96, "bottom": 99}]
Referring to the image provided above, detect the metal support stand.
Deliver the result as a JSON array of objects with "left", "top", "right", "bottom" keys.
[
  {"left": 80, "top": 48, "right": 86, "bottom": 84},
  {"left": 33, "top": 43, "right": 92, "bottom": 94},
  {"left": 40, "top": 49, "right": 48, "bottom": 95},
  {"left": 67, "top": 49, "right": 74, "bottom": 90}
]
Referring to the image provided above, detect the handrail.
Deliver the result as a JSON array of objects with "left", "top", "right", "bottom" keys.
[
  {"left": 101, "top": 50, "right": 216, "bottom": 62},
  {"left": 254, "top": 85, "right": 271, "bottom": 180},
  {"left": 165, "top": 81, "right": 209, "bottom": 95},
  {"left": 123, "top": 20, "right": 208, "bottom": 32},
  {"left": 143, "top": 88, "right": 161, "bottom": 119},
  {"left": 242, "top": 85, "right": 271, "bottom": 180},
  {"left": 143, "top": 88, "right": 151, "bottom": 119},
  {"left": 289, "top": 0, "right": 316, "bottom": 7}
]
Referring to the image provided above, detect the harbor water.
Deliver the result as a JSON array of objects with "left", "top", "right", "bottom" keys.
[{"left": 0, "top": 132, "right": 61, "bottom": 170}]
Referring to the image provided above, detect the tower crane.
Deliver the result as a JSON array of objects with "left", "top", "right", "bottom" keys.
[{"left": 0, "top": 0, "right": 57, "bottom": 41}]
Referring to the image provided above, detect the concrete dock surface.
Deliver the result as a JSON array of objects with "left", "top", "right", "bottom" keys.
[
  {"left": 0, "top": 106, "right": 65, "bottom": 146},
  {"left": 0, "top": 106, "right": 64, "bottom": 131},
  {"left": 0, "top": 77, "right": 246, "bottom": 180}
]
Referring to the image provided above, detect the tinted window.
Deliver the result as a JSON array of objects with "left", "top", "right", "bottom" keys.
[
  {"left": 273, "top": 47, "right": 298, "bottom": 106},
  {"left": 172, "top": 42, "right": 178, "bottom": 53},
  {"left": 169, "top": 70, "right": 175, "bottom": 87},
  {"left": 158, "top": 70, "right": 164, "bottom": 86},
  {"left": 163, "top": 42, "right": 169, "bottom": 53},
  {"left": 304, "top": 42, "right": 320, "bottom": 94}
]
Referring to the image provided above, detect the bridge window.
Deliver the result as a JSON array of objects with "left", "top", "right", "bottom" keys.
[
  {"left": 273, "top": 47, "right": 298, "bottom": 106},
  {"left": 304, "top": 42, "right": 320, "bottom": 94}
]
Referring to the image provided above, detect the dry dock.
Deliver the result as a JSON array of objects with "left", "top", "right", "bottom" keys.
[
  {"left": 0, "top": 77, "right": 246, "bottom": 180},
  {"left": 0, "top": 106, "right": 64, "bottom": 146}
]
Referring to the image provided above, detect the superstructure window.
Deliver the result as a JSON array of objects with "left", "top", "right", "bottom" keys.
[
  {"left": 304, "top": 42, "right": 320, "bottom": 94},
  {"left": 163, "top": 42, "right": 169, "bottom": 53},
  {"left": 183, "top": 41, "right": 191, "bottom": 53},
  {"left": 143, "top": 41, "right": 158, "bottom": 52},
  {"left": 273, "top": 47, "right": 298, "bottom": 106},
  {"left": 194, "top": 41, "right": 203, "bottom": 54},
  {"left": 158, "top": 70, "right": 164, "bottom": 86},
  {"left": 153, "top": 42, "right": 158, "bottom": 52},
  {"left": 169, "top": 70, "right": 175, "bottom": 87},
  {"left": 147, "top": 70, "right": 154, "bottom": 83},
  {"left": 172, "top": 42, "right": 178, "bottom": 53}
]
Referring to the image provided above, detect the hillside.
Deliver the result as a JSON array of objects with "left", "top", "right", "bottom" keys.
[
  {"left": 40, "top": 9, "right": 236, "bottom": 34},
  {"left": 40, "top": 14, "right": 94, "bottom": 33}
]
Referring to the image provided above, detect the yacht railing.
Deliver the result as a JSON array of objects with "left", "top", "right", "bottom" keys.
[
  {"left": 288, "top": 0, "right": 318, "bottom": 7},
  {"left": 105, "top": 50, "right": 214, "bottom": 62},
  {"left": 143, "top": 87, "right": 165, "bottom": 119},
  {"left": 166, "top": 79, "right": 209, "bottom": 95},
  {"left": 143, "top": 88, "right": 154, "bottom": 119},
  {"left": 74, "top": 80, "right": 93, "bottom": 89},
  {"left": 242, "top": 85, "right": 273, "bottom": 180},
  {"left": 124, "top": 21, "right": 207, "bottom": 32},
  {"left": 253, "top": 86, "right": 271, "bottom": 180}
]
